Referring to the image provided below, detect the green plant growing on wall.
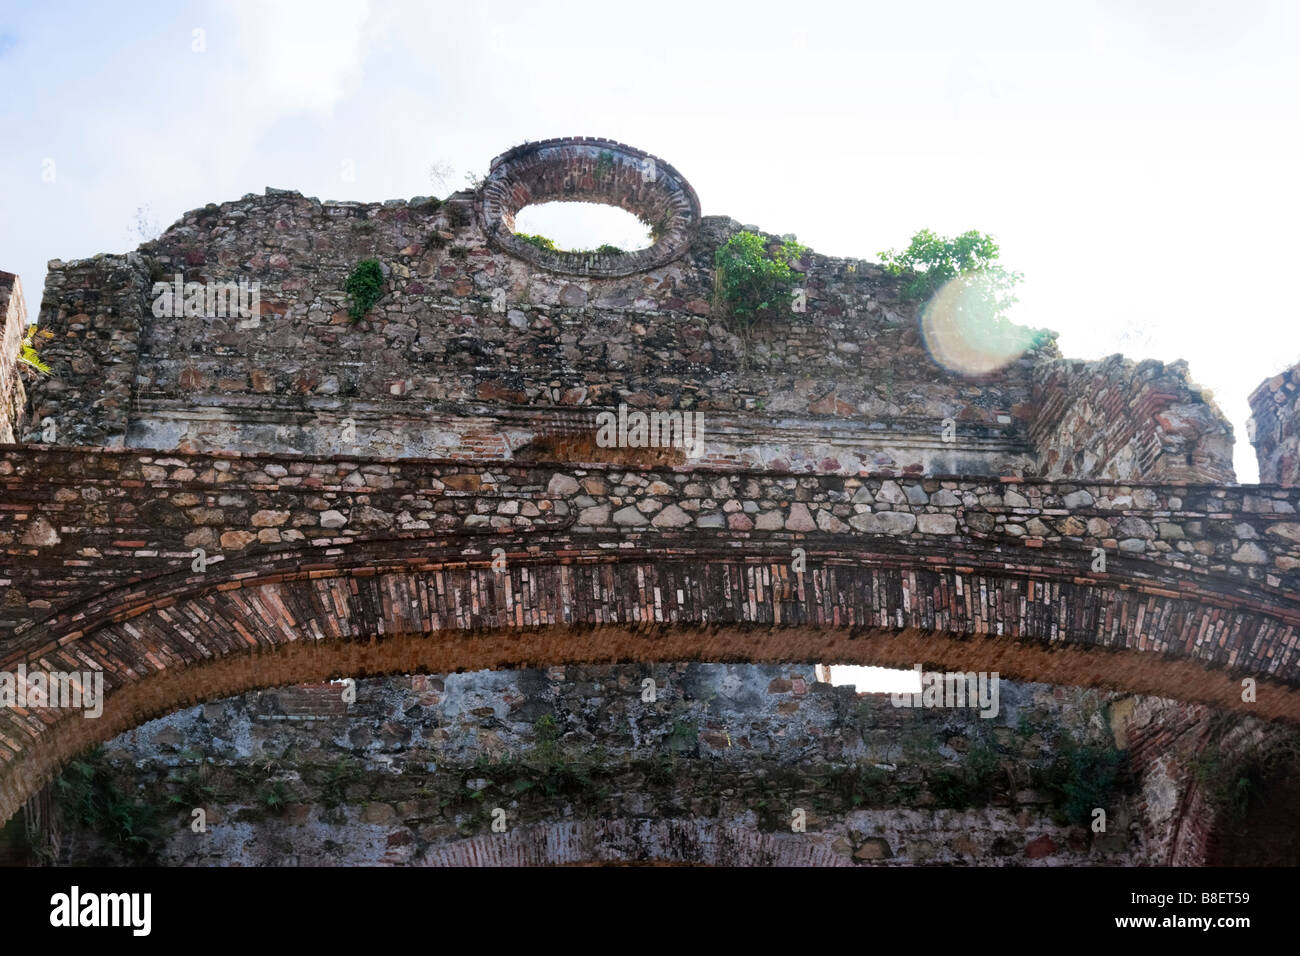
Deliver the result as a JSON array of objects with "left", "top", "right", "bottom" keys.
[
  {"left": 878, "top": 228, "right": 1047, "bottom": 363},
  {"left": 516, "top": 232, "right": 558, "bottom": 253},
  {"left": 844, "top": 763, "right": 892, "bottom": 808},
  {"left": 926, "top": 736, "right": 1004, "bottom": 808},
  {"left": 518, "top": 714, "right": 608, "bottom": 797},
  {"left": 1046, "top": 734, "right": 1128, "bottom": 827},
  {"left": 54, "top": 750, "right": 159, "bottom": 861},
  {"left": 713, "top": 230, "right": 808, "bottom": 328},
  {"left": 665, "top": 717, "right": 699, "bottom": 753},
  {"left": 646, "top": 753, "right": 676, "bottom": 787},
  {"left": 412, "top": 196, "right": 443, "bottom": 216},
  {"left": 515, "top": 231, "right": 629, "bottom": 257},
  {"left": 571, "top": 243, "right": 629, "bottom": 257},
  {"left": 879, "top": 229, "right": 1017, "bottom": 301},
  {"left": 530, "top": 713, "right": 561, "bottom": 768},
  {"left": 595, "top": 150, "right": 615, "bottom": 178},
  {"left": 447, "top": 202, "right": 473, "bottom": 229},
  {"left": 1192, "top": 736, "right": 1300, "bottom": 825},
  {"left": 18, "top": 326, "right": 52, "bottom": 375},
  {"left": 878, "top": 228, "right": 1024, "bottom": 319},
  {"left": 345, "top": 259, "right": 385, "bottom": 321},
  {"left": 649, "top": 211, "right": 674, "bottom": 244},
  {"left": 166, "top": 760, "right": 219, "bottom": 810},
  {"left": 320, "top": 756, "right": 365, "bottom": 809},
  {"left": 258, "top": 780, "right": 289, "bottom": 815}
]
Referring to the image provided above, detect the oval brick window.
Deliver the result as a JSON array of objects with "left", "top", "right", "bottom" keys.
[{"left": 482, "top": 137, "right": 701, "bottom": 278}]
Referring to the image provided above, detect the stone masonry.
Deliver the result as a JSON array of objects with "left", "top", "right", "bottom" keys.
[
  {"left": 3, "top": 137, "right": 1298, "bottom": 865},
  {"left": 1249, "top": 363, "right": 1300, "bottom": 486},
  {"left": 0, "top": 273, "right": 27, "bottom": 446}
]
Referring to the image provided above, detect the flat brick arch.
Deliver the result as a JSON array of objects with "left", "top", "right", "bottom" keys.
[
  {"left": 419, "top": 819, "right": 849, "bottom": 866},
  {"left": 481, "top": 136, "right": 701, "bottom": 276}
]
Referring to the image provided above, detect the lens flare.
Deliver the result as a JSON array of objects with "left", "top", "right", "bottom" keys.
[{"left": 920, "top": 273, "right": 1045, "bottom": 376}]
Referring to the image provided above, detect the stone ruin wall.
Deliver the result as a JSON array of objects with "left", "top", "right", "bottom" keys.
[
  {"left": 16, "top": 141, "right": 1236, "bottom": 483},
  {"left": 1032, "top": 355, "right": 1235, "bottom": 485},
  {"left": 5, "top": 137, "right": 1296, "bottom": 865},
  {"left": 38, "top": 662, "right": 1300, "bottom": 867},
  {"left": 45, "top": 664, "right": 1146, "bottom": 867},
  {"left": 0, "top": 273, "right": 27, "bottom": 446},
  {"left": 22, "top": 196, "right": 1046, "bottom": 478},
  {"left": 1249, "top": 364, "right": 1300, "bottom": 486}
]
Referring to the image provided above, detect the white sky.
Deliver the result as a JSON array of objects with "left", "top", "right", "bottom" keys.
[
  {"left": 2, "top": 0, "right": 1298, "bottom": 482},
  {"left": 827, "top": 665, "right": 923, "bottom": 694}
]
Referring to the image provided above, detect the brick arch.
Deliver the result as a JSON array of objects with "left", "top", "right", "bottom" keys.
[
  {"left": 1203, "top": 771, "right": 1300, "bottom": 865},
  {"left": 419, "top": 819, "right": 849, "bottom": 867},
  {"left": 481, "top": 136, "right": 701, "bottom": 276},
  {"left": 1172, "top": 731, "right": 1300, "bottom": 867},
  {"left": 4, "top": 536, "right": 1300, "bottom": 824}
]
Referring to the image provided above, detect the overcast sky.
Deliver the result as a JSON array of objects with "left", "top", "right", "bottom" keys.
[{"left": 1, "top": 0, "right": 1297, "bottom": 482}]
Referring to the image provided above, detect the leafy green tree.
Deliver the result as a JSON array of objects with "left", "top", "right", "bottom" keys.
[
  {"left": 880, "top": 228, "right": 1021, "bottom": 315},
  {"left": 880, "top": 229, "right": 1046, "bottom": 367}
]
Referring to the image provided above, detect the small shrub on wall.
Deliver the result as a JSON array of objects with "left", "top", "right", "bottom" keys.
[
  {"left": 516, "top": 233, "right": 558, "bottom": 253},
  {"left": 344, "top": 259, "right": 385, "bottom": 321},
  {"left": 19, "top": 326, "right": 52, "bottom": 375},
  {"left": 713, "top": 230, "right": 807, "bottom": 329}
]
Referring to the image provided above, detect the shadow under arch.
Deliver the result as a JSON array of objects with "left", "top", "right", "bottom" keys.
[{"left": 5, "top": 538, "right": 1300, "bottom": 824}]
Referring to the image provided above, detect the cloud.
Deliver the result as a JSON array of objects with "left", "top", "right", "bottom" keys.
[{"left": 222, "top": 0, "right": 371, "bottom": 117}]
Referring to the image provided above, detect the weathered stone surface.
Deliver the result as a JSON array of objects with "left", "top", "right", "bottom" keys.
[
  {"left": 786, "top": 503, "right": 816, "bottom": 532},
  {"left": 917, "top": 513, "right": 957, "bottom": 535},
  {"left": 612, "top": 505, "right": 648, "bottom": 526},
  {"left": 547, "top": 474, "right": 579, "bottom": 496},
  {"left": 850, "top": 510, "right": 917, "bottom": 534},
  {"left": 19, "top": 517, "right": 59, "bottom": 546},
  {"left": 876, "top": 481, "right": 907, "bottom": 505},
  {"left": 652, "top": 504, "right": 691, "bottom": 528},
  {"left": 40, "top": 663, "right": 1174, "bottom": 867},
  {"left": 854, "top": 838, "right": 893, "bottom": 860},
  {"left": 1023, "top": 835, "right": 1057, "bottom": 859},
  {"left": 1063, "top": 490, "right": 1095, "bottom": 510},
  {"left": 219, "top": 530, "right": 256, "bottom": 549},
  {"left": 1004, "top": 489, "right": 1030, "bottom": 508},
  {"left": 1233, "top": 542, "right": 1269, "bottom": 564},
  {"left": 577, "top": 504, "right": 610, "bottom": 526}
]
